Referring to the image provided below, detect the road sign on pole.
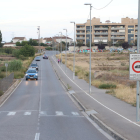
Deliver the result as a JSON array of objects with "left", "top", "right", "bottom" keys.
[{"left": 129, "top": 54, "right": 140, "bottom": 80}]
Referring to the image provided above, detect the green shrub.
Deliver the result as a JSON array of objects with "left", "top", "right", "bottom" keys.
[
  {"left": 99, "top": 83, "right": 116, "bottom": 89},
  {"left": 8, "top": 60, "right": 22, "bottom": 71},
  {"left": 19, "top": 55, "right": 27, "bottom": 60},
  {"left": 12, "top": 49, "right": 20, "bottom": 58},
  {"left": 0, "top": 66, "right": 6, "bottom": 72},
  {"left": 0, "top": 90, "right": 4, "bottom": 96}
]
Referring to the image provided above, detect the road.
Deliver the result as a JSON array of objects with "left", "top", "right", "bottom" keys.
[{"left": 0, "top": 51, "right": 110, "bottom": 140}]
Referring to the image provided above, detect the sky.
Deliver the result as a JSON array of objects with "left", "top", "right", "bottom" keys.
[{"left": 0, "top": 0, "right": 138, "bottom": 42}]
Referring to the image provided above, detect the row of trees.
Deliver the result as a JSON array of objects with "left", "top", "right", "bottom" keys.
[
  {"left": 0, "top": 30, "right": 3, "bottom": 48},
  {"left": 16, "top": 39, "right": 48, "bottom": 46}
]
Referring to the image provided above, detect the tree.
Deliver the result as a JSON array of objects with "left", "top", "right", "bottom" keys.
[
  {"left": 16, "top": 42, "right": 21, "bottom": 46},
  {"left": 134, "top": 39, "right": 137, "bottom": 46},
  {"left": 117, "top": 40, "right": 124, "bottom": 46},
  {"left": 122, "top": 42, "right": 129, "bottom": 49},
  {"left": 107, "top": 40, "right": 113, "bottom": 47},
  {"left": 21, "top": 41, "right": 28, "bottom": 46},
  {"left": 86, "top": 42, "right": 95, "bottom": 47},
  {"left": 77, "top": 41, "right": 83, "bottom": 49},
  {"left": 0, "top": 30, "right": 3, "bottom": 48},
  {"left": 98, "top": 44, "right": 105, "bottom": 50}
]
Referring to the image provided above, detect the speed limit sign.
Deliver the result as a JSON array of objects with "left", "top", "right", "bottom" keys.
[{"left": 129, "top": 54, "right": 140, "bottom": 80}]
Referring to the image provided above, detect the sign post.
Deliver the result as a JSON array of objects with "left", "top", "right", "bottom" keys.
[
  {"left": 129, "top": 54, "right": 140, "bottom": 122},
  {"left": 5, "top": 63, "right": 8, "bottom": 77}
]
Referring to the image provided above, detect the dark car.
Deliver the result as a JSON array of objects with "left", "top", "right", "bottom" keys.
[
  {"left": 43, "top": 55, "right": 48, "bottom": 59},
  {"left": 25, "top": 69, "right": 38, "bottom": 80},
  {"left": 30, "top": 63, "right": 39, "bottom": 71}
]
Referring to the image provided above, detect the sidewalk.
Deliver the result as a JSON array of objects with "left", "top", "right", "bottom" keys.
[{"left": 51, "top": 56, "right": 140, "bottom": 140}]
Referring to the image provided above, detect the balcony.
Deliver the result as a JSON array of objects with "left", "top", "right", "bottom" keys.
[
  {"left": 94, "top": 37, "right": 108, "bottom": 39},
  {"left": 111, "top": 32, "right": 125, "bottom": 35},
  {"left": 135, "top": 32, "right": 138, "bottom": 35},
  {"left": 76, "top": 28, "right": 85, "bottom": 31},
  {"left": 76, "top": 37, "right": 85, "bottom": 40},
  {"left": 94, "top": 32, "right": 108, "bottom": 35},
  {"left": 111, "top": 37, "right": 125, "bottom": 39},
  {"left": 111, "top": 27, "right": 125, "bottom": 30},
  {"left": 76, "top": 33, "right": 85, "bottom": 35},
  {"left": 94, "top": 28, "right": 108, "bottom": 30},
  {"left": 135, "top": 27, "right": 138, "bottom": 30}
]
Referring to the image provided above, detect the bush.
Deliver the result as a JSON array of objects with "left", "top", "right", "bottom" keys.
[
  {"left": 19, "top": 55, "right": 27, "bottom": 60},
  {"left": 0, "top": 73, "right": 5, "bottom": 78},
  {"left": 14, "top": 72, "right": 24, "bottom": 79},
  {"left": 20, "top": 44, "right": 35, "bottom": 57},
  {"left": 12, "top": 49, "right": 20, "bottom": 58},
  {"left": 98, "top": 44, "right": 105, "bottom": 50},
  {"left": 99, "top": 83, "right": 116, "bottom": 89},
  {"left": 45, "top": 47, "right": 52, "bottom": 50},
  {"left": 8, "top": 60, "right": 22, "bottom": 71},
  {"left": 0, "top": 90, "right": 3, "bottom": 96},
  {"left": 0, "top": 66, "right": 6, "bottom": 72}
]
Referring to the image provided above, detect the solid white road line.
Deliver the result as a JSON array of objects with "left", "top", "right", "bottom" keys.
[
  {"left": 39, "top": 111, "right": 47, "bottom": 115},
  {"left": 7, "top": 112, "right": 16, "bottom": 116},
  {"left": 56, "top": 111, "right": 64, "bottom": 116},
  {"left": 34, "top": 133, "right": 40, "bottom": 140},
  {"left": 52, "top": 56, "right": 140, "bottom": 128},
  {"left": 24, "top": 112, "right": 31, "bottom": 115},
  {"left": 71, "top": 112, "right": 79, "bottom": 115}
]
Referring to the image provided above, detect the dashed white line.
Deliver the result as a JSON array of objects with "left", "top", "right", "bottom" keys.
[
  {"left": 34, "top": 133, "right": 40, "bottom": 140},
  {"left": 7, "top": 112, "right": 16, "bottom": 116},
  {"left": 71, "top": 112, "right": 79, "bottom": 115},
  {"left": 56, "top": 111, "right": 64, "bottom": 116},
  {"left": 24, "top": 112, "right": 31, "bottom": 115}
]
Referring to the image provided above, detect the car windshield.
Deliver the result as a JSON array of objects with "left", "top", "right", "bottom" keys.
[
  {"left": 31, "top": 64, "right": 37, "bottom": 66},
  {"left": 27, "top": 70, "right": 37, "bottom": 73}
]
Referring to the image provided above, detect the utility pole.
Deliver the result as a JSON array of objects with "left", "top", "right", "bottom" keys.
[
  {"left": 59, "top": 32, "right": 62, "bottom": 66},
  {"left": 37, "top": 26, "right": 40, "bottom": 53}
]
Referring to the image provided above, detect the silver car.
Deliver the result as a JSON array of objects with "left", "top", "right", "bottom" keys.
[{"left": 35, "top": 56, "right": 41, "bottom": 61}]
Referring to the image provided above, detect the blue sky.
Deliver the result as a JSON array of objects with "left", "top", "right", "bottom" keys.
[{"left": 0, "top": 0, "right": 138, "bottom": 42}]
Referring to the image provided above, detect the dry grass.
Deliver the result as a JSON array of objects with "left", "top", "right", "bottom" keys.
[{"left": 56, "top": 52, "right": 137, "bottom": 106}]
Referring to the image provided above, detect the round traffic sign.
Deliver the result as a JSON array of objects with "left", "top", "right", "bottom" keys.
[{"left": 132, "top": 61, "right": 140, "bottom": 73}]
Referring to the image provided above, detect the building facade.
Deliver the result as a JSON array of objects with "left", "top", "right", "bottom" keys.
[
  {"left": 53, "top": 36, "right": 73, "bottom": 45},
  {"left": 12, "top": 37, "right": 27, "bottom": 43},
  {"left": 76, "top": 17, "right": 138, "bottom": 45}
]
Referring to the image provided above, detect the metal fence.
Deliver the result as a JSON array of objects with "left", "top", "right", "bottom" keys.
[{"left": 0, "top": 73, "right": 14, "bottom": 92}]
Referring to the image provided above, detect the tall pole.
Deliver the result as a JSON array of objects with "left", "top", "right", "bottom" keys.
[
  {"left": 70, "top": 22, "right": 76, "bottom": 80},
  {"left": 37, "top": 26, "right": 40, "bottom": 53},
  {"left": 64, "top": 29, "right": 67, "bottom": 73},
  {"left": 136, "top": 0, "right": 140, "bottom": 122},
  {"left": 59, "top": 32, "right": 62, "bottom": 65},
  {"left": 84, "top": 3, "right": 92, "bottom": 94},
  {"left": 89, "top": 5, "right": 91, "bottom": 94}
]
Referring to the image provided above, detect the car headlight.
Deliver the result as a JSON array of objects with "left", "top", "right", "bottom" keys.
[
  {"left": 26, "top": 74, "right": 28, "bottom": 76},
  {"left": 35, "top": 74, "right": 38, "bottom": 76}
]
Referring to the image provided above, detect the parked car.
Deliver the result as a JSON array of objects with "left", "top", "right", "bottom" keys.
[
  {"left": 35, "top": 56, "right": 41, "bottom": 61},
  {"left": 43, "top": 55, "right": 48, "bottom": 59},
  {"left": 30, "top": 63, "right": 39, "bottom": 71},
  {"left": 25, "top": 69, "right": 38, "bottom": 80}
]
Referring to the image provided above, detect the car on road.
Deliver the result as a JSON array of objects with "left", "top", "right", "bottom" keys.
[
  {"left": 30, "top": 63, "right": 39, "bottom": 71},
  {"left": 43, "top": 55, "right": 48, "bottom": 59},
  {"left": 25, "top": 69, "right": 38, "bottom": 80},
  {"left": 35, "top": 56, "right": 41, "bottom": 61}
]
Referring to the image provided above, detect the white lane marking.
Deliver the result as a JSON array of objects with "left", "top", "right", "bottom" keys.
[
  {"left": 39, "top": 111, "right": 47, "bottom": 115},
  {"left": 7, "top": 112, "right": 16, "bottom": 116},
  {"left": 56, "top": 111, "right": 64, "bottom": 116},
  {"left": 71, "top": 112, "right": 79, "bottom": 116},
  {"left": 24, "top": 112, "right": 31, "bottom": 115},
  {"left": 34, "top": 133, "right": 40, "bottom": 140},
  {"left": 52, "top": 56, "right": 140, "bottom": 127}
]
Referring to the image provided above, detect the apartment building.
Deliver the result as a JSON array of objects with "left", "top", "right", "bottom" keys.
[{"left": 76, "top": 17, "right": 138, "bottom": 45}]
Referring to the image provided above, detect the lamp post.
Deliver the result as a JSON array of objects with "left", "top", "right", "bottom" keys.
[
  {"left": 59, "top": 32, "right": 62, "bottom": 65},
  {"left": 70, "top": 21, "right": 75, "bottom": 80},
  {"left": 63, "top": 29, "right": 67, "bottom": 73},
  {"left": 37, "top": 26, "right": 40, "bottom": 53},
  {"left": 84, "top": 3, "right": 92, "bottom": 94}
]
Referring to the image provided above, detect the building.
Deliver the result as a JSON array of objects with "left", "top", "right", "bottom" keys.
[
  {"left": 76, "top": 17, "right": 138, "bottom": 45},
  {"left": 3, "top": 42, "right": 16, "bottom": 47},
  {"left": 12, "top": 37, "right": 27, "bottom": 43},
  {"left": 43, "top": 37, "right": 54, "bottom": 45},
  {"left": 53, "top": 36, "right": 73, "bottom": 45}
]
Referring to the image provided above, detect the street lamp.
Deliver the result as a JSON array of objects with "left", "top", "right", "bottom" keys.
[
  {"left": 70, "top": 21, "right": 75, "bottom": 80},
  {"left": 59, "top": 32, "right": 62, "bottom": 65},
  {"left": 84, "top": 3, "right": 92, "bottom": 94},
  {"left": 63, "top": 29, "right": 67, "bottom": 73},
  {"left": 37, "top": 26, "right": 40, "bottom": 53}
]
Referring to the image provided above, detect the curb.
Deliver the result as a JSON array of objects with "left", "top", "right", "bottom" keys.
[
  {"left": 90, "top": 114, "right": 127, "bottom": 140},
  {"left": 50, "top": 56, "right": 127, "bottom": 140}
]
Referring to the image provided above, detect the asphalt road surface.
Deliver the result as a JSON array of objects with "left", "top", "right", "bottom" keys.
[{"left": 0, "top": 51, "right": 109, "bottom": 140}]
